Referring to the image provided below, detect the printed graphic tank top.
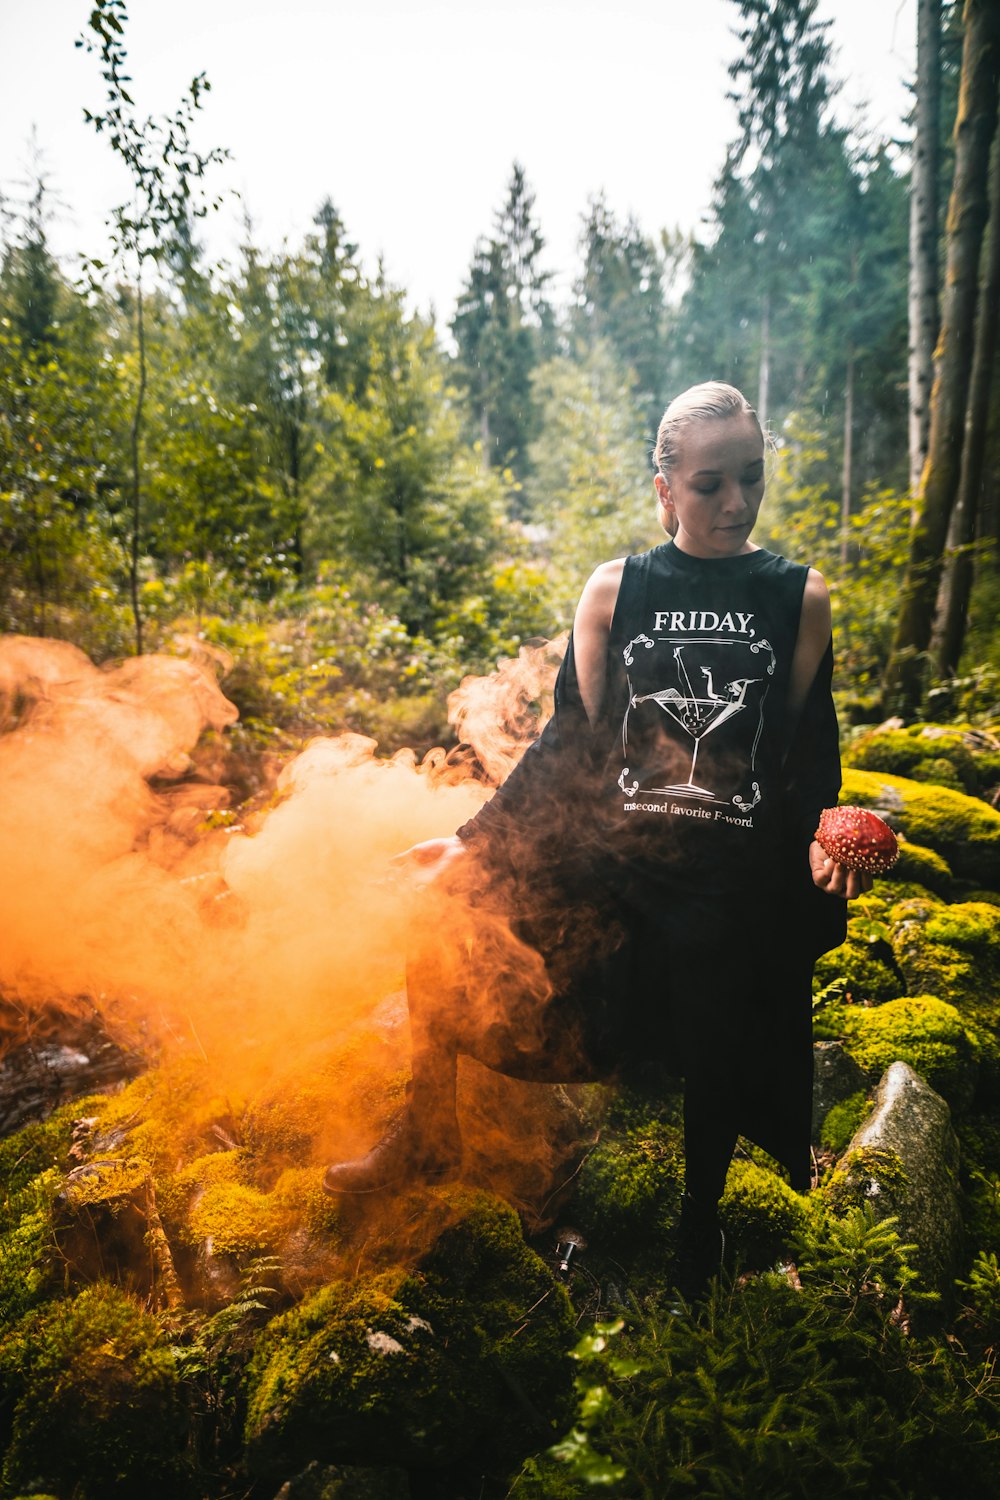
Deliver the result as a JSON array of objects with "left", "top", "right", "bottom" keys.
[{"left": 601, "top": 542, "right": 809, "bottom": 896}]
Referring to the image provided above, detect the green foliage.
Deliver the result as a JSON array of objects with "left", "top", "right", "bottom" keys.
[
  {"left": 571, "top": 195, "right": 668, "bottom": 428},
  {"left": 451, "top": 162, "right": 554, "bottom": 478},
  {"left": 0, "top": 1283, "right": 192, "bottom": 1499},
  {"left": 525, "top": 342, "right": 662, "bottom": 622},
  {"left": 516, "top": 1206, "right": 997, "bottom": 1499},
  {"left": 757, "top": 421, "right": 912, "bottom": 697}
]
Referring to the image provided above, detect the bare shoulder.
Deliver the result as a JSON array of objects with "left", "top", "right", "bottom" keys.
[
  {"left": 800, "top": 567, "right": 832, "bottom": 640},
  {"left": 576, "top": 557, "right": 627, "bottom": 631}
]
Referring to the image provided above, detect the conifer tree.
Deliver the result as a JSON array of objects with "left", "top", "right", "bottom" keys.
[{"left": 451, "top": 162, "right": 553, "bottom": 483}]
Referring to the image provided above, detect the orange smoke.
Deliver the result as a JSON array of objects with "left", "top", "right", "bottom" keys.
[
  {"left": 0, "top": 634, "right": 589, "bottom": 1214},
  {"left": 448, "top": 635, "right": 565, "bottom": 784},
  {"left": 0, "top": 635, "right": 485, "bottom": 1061}
]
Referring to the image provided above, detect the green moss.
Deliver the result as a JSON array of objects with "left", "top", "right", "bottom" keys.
[
  {"left": 245, "top": 1189, "right": 575, "bottom": 1478},
  {"left": 845, "top": 725, "right": 982, "bottom": 796},
  {"left": 62, "top": 1155, "right": 153, "bottom": 1208},
  {"left": 823, "top": 1146, "right": 910, "bottom": 1216},
  {"left": 813, "top": 939, "right": 902, "bottom": 1005},
  {"left": 186, "top": 1180, "right": 286, "bottom": 1257},
  {"left": 820, "top": 1093, "right": 869, "bottom": 1154},
  {"left": 889, "top": 900, "right": 1000, "bottom": 1030},
  {"left": 242, "top": 1049, "right": 408, "bottom": 1167},
  {"left": 0, "top": 1284, "right": 191, "bottom": 1499},
  {"left": 0, "top": 1168, "right": 62, "bottom": 1326},
  {"left": 839, "top": 995, "right": 980, "bottom": 1110},
  {"left": 883, "top": 840, "right": 954, "bottom": 897},
  {"left": 840, "top": 768, "right": 1000, "bottom": 886},
  {"left": 720, "top": 1160, "right": 808, "bottom": 1270},
  {"left": 570, "top": 1117, "right": 684, "bottom": 1257},
  {"left": 924, "top": 901, "right": 1000, "bottom": 952},
  {"left": 0, "top": 1102, "right": 100, "bottom": 1325}
]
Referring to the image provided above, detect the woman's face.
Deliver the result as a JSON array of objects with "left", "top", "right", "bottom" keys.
[{"left": 653, "top": 413, "right": 765, "bottom": 559}]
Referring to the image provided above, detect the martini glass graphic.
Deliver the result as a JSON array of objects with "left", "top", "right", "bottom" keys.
[{"left": 632, "top": 647, "right": 759, "bottom": 798}]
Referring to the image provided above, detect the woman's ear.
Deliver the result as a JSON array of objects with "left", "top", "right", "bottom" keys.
[{"left": 654, "top": 472, "right": 677, "bottom": 538}]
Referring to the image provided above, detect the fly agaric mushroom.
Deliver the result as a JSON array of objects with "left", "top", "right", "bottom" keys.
[{"left": 815, "top": 805, "right": 899, "bottom": 875}]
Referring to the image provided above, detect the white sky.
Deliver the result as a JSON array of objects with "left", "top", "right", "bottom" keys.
[{"left": 3, "top": 0, "right": 915, "bottom": 325}]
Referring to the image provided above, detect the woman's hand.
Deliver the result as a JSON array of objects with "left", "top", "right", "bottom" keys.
[
  {"left": 809, "top": 839, "right": 873, "bottom": 900},
  {"left": 392, "top": 835, "right": 467, "bottom": 886}
]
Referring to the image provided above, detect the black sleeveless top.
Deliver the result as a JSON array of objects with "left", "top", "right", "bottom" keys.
[
  {"left": 597, "top": 542, "right": 809, "bottom": 896},
  {"left": 459, "top": 540, "right": 844, "bottom": 955}
]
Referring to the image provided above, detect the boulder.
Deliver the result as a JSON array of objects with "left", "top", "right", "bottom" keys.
[
  {"left": 840, "top": 768, "right": 1000, "bottom": 886},
  {"left": 888, "top": 898, "right": 1000, "bottom": 1031},
  {"left": 811, "top": 1041, "right": 868, "bottom": 1142},
  {"left": 838, "top": 1061, "right": 962, "bottom": 1289}
]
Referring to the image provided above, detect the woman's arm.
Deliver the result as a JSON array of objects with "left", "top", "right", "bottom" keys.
[
  {"left": 572, "top": 558, "right": 626, "bottom": 726},
  {"left": 786, "top": 568, "right": 832, "bottom": 733},
  {"left": 786, "top": 568, "right": 871, "bottom": 901}
]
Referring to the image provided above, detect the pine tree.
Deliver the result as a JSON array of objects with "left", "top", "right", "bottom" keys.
[{"left": 451, "top": 162, "right": 553, "bottom": 483}]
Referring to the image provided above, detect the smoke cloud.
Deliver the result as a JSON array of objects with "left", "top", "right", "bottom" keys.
[{"left": 0, "top": 634, "right": 589, "bottom": 1226}]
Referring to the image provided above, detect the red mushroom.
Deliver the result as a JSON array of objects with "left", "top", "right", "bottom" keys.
[{"left": 815, "top": 805, "right": 899, "bottom": 875}]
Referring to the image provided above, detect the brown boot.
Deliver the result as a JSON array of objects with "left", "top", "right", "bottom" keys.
[{"left": 322, "top": 1081, "right": 461, "bottom": 1195}]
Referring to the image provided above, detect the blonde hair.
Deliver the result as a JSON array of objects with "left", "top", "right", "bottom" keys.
[{"left": 653, "top": 382, "right": 762, "bottom": 475}]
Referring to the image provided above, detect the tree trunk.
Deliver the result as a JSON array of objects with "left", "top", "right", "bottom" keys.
[
  {"left": 933, "top": 117, "right": 1000, "bottom": 674},
  {"left": 129, "top": 276, "right": 147, "bottom": 656},
  {"left": 909, "top": 0, "right": 943, "bottom": 506},
  {"left": 758, "top": 289, "right": 771, "bottom": 430},
  {"left": 883, "top": 0, "right": 1000, "bottom": 715},
  {"left": 840, "top": 344, "right": 855, "bottom": 569}
]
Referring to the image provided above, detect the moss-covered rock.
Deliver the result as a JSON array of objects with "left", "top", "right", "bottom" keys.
[
  {"left": 0, "top": 1283, "right": 192, "bottom": 1499},
  {"left": 845, "top": 724, "right": 984, "bottom": 796},
  {"left": 813, "top": 936, "right": 903, "bottom": 1005},
  {"left": 244, "top": 1188, "right": 575, "bottom": 1479},
  {"left": 838, "top": 994, "right": 982, "bottom": 1111},
  {"left": 822, "top": 1143, "right": 911, "bottom": 1217},
  {"left": 811, "top": 1041, "right": 868, "bottom": 1142},
  {"left": 0, "top": 1100, "right": 103, "bottom": 1325},
  {"left": 889, "top": 899, "right": 1000, "bottom": 1031},
  {"left": 883, "top": 840, "right": 954, "bottom": 897},
  {"left": 720, "top": 1160, "right": 808, "bottom": 1270},
  {"left": 826, "top": 1062, "right": 963, "bottom": 1291},
  {"left": 840, "top": 768, "right": 1000, "bottom": 887},
  {"left": 569, "top": 1112, "right": 684, "bottom": 1258}
]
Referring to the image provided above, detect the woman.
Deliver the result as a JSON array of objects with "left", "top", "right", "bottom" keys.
[{"left": 324, "top": 382, "right": 867, "bottom": 1293}]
